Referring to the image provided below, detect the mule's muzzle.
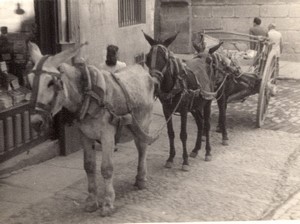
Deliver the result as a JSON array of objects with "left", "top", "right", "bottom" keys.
[{"left": 30, "top": 113, "right": 49, "bottom": 132}]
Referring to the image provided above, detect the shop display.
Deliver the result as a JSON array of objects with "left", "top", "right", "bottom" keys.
[{"left": 0, "top": 27, "right": 32, "bottom": 111}]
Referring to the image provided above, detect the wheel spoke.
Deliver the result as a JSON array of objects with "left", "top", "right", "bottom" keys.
[{"left": 256, "top": 49, "right": 277, "bottom": 128}]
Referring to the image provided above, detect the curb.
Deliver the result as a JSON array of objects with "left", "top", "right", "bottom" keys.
[
  {"left": 0, "top": 140, "right": 60, "bottom": 178},
  {"left": 277, "top": 77, "right": 300, "bottom": 81},
  {"left": 270, "top": 190, "right": 300, "bottom": 220}
]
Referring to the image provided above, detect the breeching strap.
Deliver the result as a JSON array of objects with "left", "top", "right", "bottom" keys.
[{"left": 110, "top": 72, "right": 160, "bottom": 145}]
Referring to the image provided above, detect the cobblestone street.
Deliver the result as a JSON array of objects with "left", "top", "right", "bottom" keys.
[
  {"left": 2, "top": 0, "right": 300, "bottom": 223},
  {"left": 1, "top": 79, "right": 300, "bottom": 223},
  {"left": 211, "top": 79, "right": 300, "bottom": 134}
]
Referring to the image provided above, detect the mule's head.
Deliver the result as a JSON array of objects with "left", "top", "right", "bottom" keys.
[
  {"left": 143, "top": 31, "right": 179, "bottom": 94},
  {"left": 192, "top": 33, "right": 206, "bottom": 53},
  {"left": 27, "top": 41, "right": 86, "bottom": 132}
]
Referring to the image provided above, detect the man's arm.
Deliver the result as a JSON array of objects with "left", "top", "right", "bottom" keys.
[
  {"left": 249, "top": 28, "right": 255, "bottom": 50},
  {"left": 280, "top": 35, "right": 283, "bottom": 54}
]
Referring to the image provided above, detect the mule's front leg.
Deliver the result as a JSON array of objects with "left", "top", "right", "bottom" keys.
[
  {"left": 217, "top": 94, "right": 229, "bottom": 146},
  {"left": 100, "top": 131, "right": 116, "bottom": 217},
  {"left": 163, "top": 106, "right": 176, "bottom": 169},
  {"left": 180, "top": 111, "right": 189, "bottom": 171},
  {"left": 190, "top": 111, "right": 203, "bottom": 159},
  {"left": 204, "top": 101, "right": 212, "bottom": 161},
  {"left": 134, "top": 139, "right": 148, "bottom": 189},
  {"left": 80, "top": 132, "right": 98, "bottom": 212}
]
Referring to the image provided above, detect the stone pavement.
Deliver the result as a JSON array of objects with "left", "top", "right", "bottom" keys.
[
  {"left": 217, "top": 60, "right": 300, "bottom": 221},
  {"left": 279, "top": 61, "right": 300, "bottom": 80},
  {"left": 213, "top": 60, "right": 300, "bottom": 220},
  {"left": 271, "top": 189, "right": 300, "bottom": 220},
  {"left": 0, "top": 60, "right": 300, "bottom": 222},
  {"left": 266, "top": 68, "right": 300, "bottom": 220}
]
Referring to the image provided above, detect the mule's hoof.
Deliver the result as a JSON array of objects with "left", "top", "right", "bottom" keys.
[
  {"left": 134, "top": 180, "right": 147, "bottom": 190},
  {"left": 205, "top": 155, "right": 212, "bottom": 161},
  {"left": 182, "top": 164, "right": 190, "bottom": 172},
  {"left": 201, "top": 136, "right": 206, "bottom": 142},
  {"left": 165, "top": 161, "right": 173, "bottom": 168},
  {"left": 222, "top": 139, "right": 229, "bottom": 146},
  {"left": 84, "top": 201, "right": 99, "bottom": 213},
  {"left": 216, "top": 127, "right": 221, "bottom": 133},
  {"left": 190, "top": 151, "right": 198, "bottom": 158},
  {"left": 100, "top": 204, "right": 115, "bottom": 217}
]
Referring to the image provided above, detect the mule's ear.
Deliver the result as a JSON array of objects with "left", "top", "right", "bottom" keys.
[
  {"left": 192, "top": 41, "right": 202, "bottom": 53},
  {"left": 208, "top": 41, "right": 223, "bottom": 54},
  {"left": 28, "top": 41, "right": 43, "bottom": 63},
  {"left": 142, "top": 30, "right": 157, "bottom": 46},
  {"left": 163, "top": 32, "right": 179, "bottom": 47},
  {"left": 49, "top": 42, "right": 88, "bottom": 68}
]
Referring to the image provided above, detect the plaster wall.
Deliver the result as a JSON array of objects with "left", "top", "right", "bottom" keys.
[
  {"left": 78, "top": 0, "right": 155, "bottom": 66},
  {"left": 0, "top": 0, "right": 35, "bottom": 33}
]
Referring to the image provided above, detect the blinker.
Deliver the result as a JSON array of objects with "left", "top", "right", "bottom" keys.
[{"left": 54, "top": 78, "right": 64, "bottom": 91}]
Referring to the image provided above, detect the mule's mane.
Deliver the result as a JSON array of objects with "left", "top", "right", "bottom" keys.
[{"left": 58, "top": 63, "right": 84, "bottom": 113}]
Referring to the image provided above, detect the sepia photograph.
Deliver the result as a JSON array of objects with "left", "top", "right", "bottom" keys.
[{"left": 0, "top": 0, "right": 300, "bottom": 223}]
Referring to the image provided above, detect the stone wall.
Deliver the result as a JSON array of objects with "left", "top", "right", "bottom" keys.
[
  {"left": 192, "top": 0, "right": 300, "bottom": 61},
  {"left": 159, "top": 0, "right": 300, "bottom": 61},
  {"left": 79, "top": 0, "right": 155, "bottom": 66},
  {"left": 159, "top": 0, "right": 191, "bottom": 53}
]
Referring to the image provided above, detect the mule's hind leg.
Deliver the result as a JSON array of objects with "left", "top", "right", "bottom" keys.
[
  {"left": 80, "top": 131, "right": 98, "bottom": 212},
  {"left": 203, "top": 101, "right": 212, "bottom": 161},
  {"left": 134, "top": 139, "right": 148, "bottom": 189},
  {"left": 180, "top": 111, "right": 189, "bottom": 171},
  {"left": 190, "top": 110, "right": 203, "bottom": 159},
  {"left": 217, "top": 94, "right": 229, "bottom": 146},
  {"left": 100, "top": 127, "right": 116, "bottom": 217},
  {"left": 162, "top": 106, "right": 176, "bottom": 169}
]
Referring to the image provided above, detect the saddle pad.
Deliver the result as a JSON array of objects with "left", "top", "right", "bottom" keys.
[{"left": 185, "top": 58, "right": 214, "bottom": 94}]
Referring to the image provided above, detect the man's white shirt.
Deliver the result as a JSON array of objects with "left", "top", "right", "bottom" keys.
[
  {"left": 100, "top": 61, "right": 127, "bottom": 73},
  {"left": 268, "top": 29, "right": 282, "bottom": 57}
]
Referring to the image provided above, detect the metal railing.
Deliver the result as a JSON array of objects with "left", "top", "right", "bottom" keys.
[{"left": 0, "top": 101, "right": 50, "bottom": 163}]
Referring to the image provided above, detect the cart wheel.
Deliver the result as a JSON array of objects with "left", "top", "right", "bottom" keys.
[{"left": 256, "top": 49, "right": 277, "bottom": 128}]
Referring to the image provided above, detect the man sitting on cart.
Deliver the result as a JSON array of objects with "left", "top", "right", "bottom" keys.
[{"left": 249, "top": 17, "right": 267, "bottom": 51}]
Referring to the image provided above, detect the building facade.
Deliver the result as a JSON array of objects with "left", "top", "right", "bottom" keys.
[
  {"left": 0, "top": 0, "right": 156, "bottom": 161},
  {"left": 78, "top": 0, "right": 155, "bottom": 65}
]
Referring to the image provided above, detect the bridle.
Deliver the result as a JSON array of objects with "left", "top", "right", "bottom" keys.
[
  {"left": 148, "top": 44, "right": 171, "bottom": 83},
  {"left": 30, "top": 55, "right": 64, "bottom": 122}
]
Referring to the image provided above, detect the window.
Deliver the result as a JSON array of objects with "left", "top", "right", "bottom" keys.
[
  {"left": 135, "top": 53, "right": 145, "bottom": 66},
  {"left": 118, "top": 0, "right": 146, "bottom": 27}
]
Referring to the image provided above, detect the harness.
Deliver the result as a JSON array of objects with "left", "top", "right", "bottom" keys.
[
  {"left": 149, "top": 45, "right": 188, "bottom": 100},
  {"left": 148, "top": 45, "right": 229, "bottom": 110},
  {"left": 74, "top": 61, "right": 159, "bottom": 145},
  {"left": 30, "top": 57, "right": 159, "bottom": 145}
]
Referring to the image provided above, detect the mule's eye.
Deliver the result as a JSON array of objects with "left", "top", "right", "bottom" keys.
[{"left": 48, "top": 80, "right": 55, "bottom": 88}]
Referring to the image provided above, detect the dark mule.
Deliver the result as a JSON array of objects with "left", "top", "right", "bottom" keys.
[
  {"left": 143, "top": 32, "right": 226, "bottom": 171},
  {"left": 215, "top": 68, "right": 260, "bottom": 145},
  {"left": 193, "top": 35, "right": 260, "bottom": 145}
]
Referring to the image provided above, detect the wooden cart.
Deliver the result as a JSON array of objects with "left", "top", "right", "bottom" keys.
[{"left": 202, "top": 30, "right": 278, "bottom": 127}]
